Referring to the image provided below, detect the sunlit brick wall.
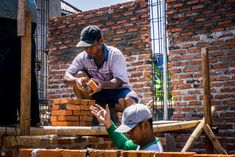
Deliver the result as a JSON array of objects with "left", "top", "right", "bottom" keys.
[
  {"left": 167, "top": 0, "right": 235, "bottom": 153},
  {"left": 48, "top": 0, "right": 152, "bottom": 106}
]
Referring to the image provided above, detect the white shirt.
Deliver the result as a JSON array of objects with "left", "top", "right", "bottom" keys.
[{"left": 66, "top": 44, "right": 131, "bottom": 88}]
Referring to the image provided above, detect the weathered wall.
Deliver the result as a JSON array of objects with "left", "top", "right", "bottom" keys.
[
  {"left": 48, "top": 0, "right": 152, "bottom": 105},
  {"left": 167, "top": 0, "right": 235, "bottom": 153}
]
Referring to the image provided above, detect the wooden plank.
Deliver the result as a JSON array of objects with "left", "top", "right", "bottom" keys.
[
  {"left": 153, "top": 120, "right": 200, "bottom": 133},
  {"left": 17, "top": 0, "right": 26, "bottom": 36},
  {"left": 20, "top": 11, "right": 32, "bottom": 135},
  {"left": 0, "top": 120, "right": 200, "bottom": 136},
  {"left": 203, "top": 124, "right": 227, "bottom": 154},
  {"left": 201, "top": 48, "right": 213, "bottom": 153}
]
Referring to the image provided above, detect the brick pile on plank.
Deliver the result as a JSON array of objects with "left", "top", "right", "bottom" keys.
[{"left": 50, "top": 98, "right": 95, "bottom": 126}]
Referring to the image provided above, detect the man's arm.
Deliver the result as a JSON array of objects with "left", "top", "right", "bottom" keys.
[
  {"left": 98, "top": 77, "right": 123, "bottom": 89},
  {"left": 90, "top": 105, "right": 137, "bottom": 150},
  {"left": 63, "top": 71, "right": 89, "bottom": 87},
  {"left": 107, "top": 123, "right": 137, "bottom": 150},
  {"left": 63, "top": 71, "right": 77, "bottom": 86}
]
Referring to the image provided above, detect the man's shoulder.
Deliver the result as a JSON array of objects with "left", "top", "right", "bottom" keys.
[
  {"left": 144, "top": 141, "right": 163, "bottom": 152},
  {"left": 106, "top": 45, "right": 122, "bottom": 54},
  {"left": 74, "top": 51, "right": 88, "bottom": 60}
]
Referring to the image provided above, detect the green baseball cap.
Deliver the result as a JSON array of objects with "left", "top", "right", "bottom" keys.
[{"left": 76, "top": 25, "right": 102, "bottom": 48}]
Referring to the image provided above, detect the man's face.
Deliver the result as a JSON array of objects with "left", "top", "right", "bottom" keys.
[
  {"left": 83, "top": 40, "right": 102, "bottom": 58},
  {"left": 126, "top": 122, "right": 146, "bottom": 145}
]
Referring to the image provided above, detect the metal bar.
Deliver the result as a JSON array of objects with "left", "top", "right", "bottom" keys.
[{"left": 162, "top": 0, "right": 168, "bottom": 120}]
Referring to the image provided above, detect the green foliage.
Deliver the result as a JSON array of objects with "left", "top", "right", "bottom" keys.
[{"left": 153, "top": 61, "right": 172, "bottom": 102}]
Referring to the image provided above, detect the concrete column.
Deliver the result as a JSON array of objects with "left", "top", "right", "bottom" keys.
[{"left": 49, "top": 0, "right": 61, "bottom": 18}]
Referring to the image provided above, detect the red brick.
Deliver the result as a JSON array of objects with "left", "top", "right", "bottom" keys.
[
  {"left": 50, "top": 116, "right": 58, "bottom": 122},
  {"left": 177, "top": 84, "right": 191, "bottom": 90},
  {"left": 224, "top": 81, "right": 235, "bottom": 86},
  {"left": 38, "top": 149, "right": 63, "bottom": 157},
  {"left": 112, "top": 37, "right": 122, "bottom": 41},
  {"left": 194, "top": 154, "right": 234, "bottom": 157},
  {"left": 123, "top": 23, "right": 134, "bottom": 27},
  {"left": 172, "top": 80, "right": 184, "bottom": 85},
  {"left": 73, "top": 110, "right": 81, "bottom": 116},
  {"left": 54, "top": 99, "right": 61, "bottom": 104},
  {"left": 171, "top": 27, "right": 182, "bottom": 32},
  {"left": 111, "top": 25, "right": 121, "bottom": 30},
  {"left": 192, "top": 4, "right": 204, "bottom": 10},
  {"left": 131, "top": 73, "right": 143, "bottom": 78},
  {"left": 51, "top": 121, "right": 79, "bottom": 126},
  {"left": 52, "top": 104, "right": 59, "bottom": 110},
  {"left": 183, "top": 96, "right": 197, "bottom": 101},
  {"left": 80, "top": 121, "right": 92, "bottom": 126},
  {"left": 80, "top": 116, "right": 93, "bottom": 121},
  {"left": 80, "top": 99, "right": 90, "bottom": 105},
  {"left": 58, "top": 115, "right": 79, "bottom": 121},
  {"left": 88, "top": 100, "right": 96, "bottom": 105},
  {"left": 51, "top": 110, "right": 72, "bottom": 116},
  {"left": 19, "top": 149, "right": 32, "bottom": 157},
  {"left": 116, "top": 30, "right": 126, "bottom": 34},
  {"left": 128, "top": 27, "right": 138, "bottom": 32},
  {"left": 90, "top": 150, "right": 120, "bottom": 157},
  {"left": 67, "top": 104, "right": 80, "bottom": 110},
  {"left": 166, "top": 0, "right": 176, "bottom": 3},
  {"left": 62, "top": 150, "right": 86, "bottom": 157},
  {"left": 61, "top": 98, "right": 75, "bottom": 104},
  {"left": 121, "top": 150, "right": 155, "bottom": 157},
  {"left": 80, "top": 105, "right": 90, "bottom": 111},
  {"left": 79, "top": 111, "right": 91, "bottom": 116},
  {"left": 188, "top": 90, "right": 201, "bottom": 94},
  {"left": 73, "top": 99, "right": 80, "bottom": 104},
  {"left": 137, "top": 66, "right": 151, "bottom": 71}
]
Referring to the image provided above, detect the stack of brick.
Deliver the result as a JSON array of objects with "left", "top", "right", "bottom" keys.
[
  {"left": 50, "top": 98, "right": 95, "bottom": 126},
  {"left": 20, "top": 149, "right": 201, "bottom": 157}
]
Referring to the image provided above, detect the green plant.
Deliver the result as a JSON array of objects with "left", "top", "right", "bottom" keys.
[{"left": 153, "top": 60, "right": 172, "bottom": 102}]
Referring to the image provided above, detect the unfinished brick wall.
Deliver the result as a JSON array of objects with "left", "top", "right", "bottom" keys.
[
  {"left": 167, "top": 0, "right": 235, "bottom": 153},
  {"left": 1, "top": 136, "right": 115, "bottom": 156},
  {"left": 48, "top": 0, "right": 152, "bottom": 106},
  {"left": 51, "top": 98, "right": 95, "bottom": 126},
  {"left": 20, "top": 149, "right": 199, "bottom": 157}
]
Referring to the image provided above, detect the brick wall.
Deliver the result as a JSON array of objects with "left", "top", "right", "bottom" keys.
[
  {"left": 48, "top": 0, "right": 152, "bottom": 105},
  {"left": 1, "top": 136, "right": 115, "bottom": 157},
  {"left": 20, "top": 149, "right": 198, "bottom": 157},
  {"left": 167, "top": 0, "right": 235, "bottom": 153}
]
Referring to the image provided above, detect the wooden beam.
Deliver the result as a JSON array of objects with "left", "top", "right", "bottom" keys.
[
  {"left": 203, "top": 124, "right": 227, "bottom": 154},
  {"left": 182, "top": 106, "right": 215, "bottom": 152},
  {"left": 20, "top": 11, "right": 32, "bottom": 135},
  {"left": 0, "top": 120, "right": 200, "bottom": 136},
  {"left": 153, "top": 120, "right": 200, "bottom": 133},
  {"left": 201, "top": 48, "right": 213, "bottom": 153},
  {"left": 17, "top": 0, "right": 26, "bottom": 36}
]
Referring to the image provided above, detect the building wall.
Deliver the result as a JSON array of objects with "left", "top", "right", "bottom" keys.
[
  {"left": 48, "top": 0, "right": 152, "bottom": 105},
  {"left": 167, "top": 0, "right": 235, "bottom": 153}
]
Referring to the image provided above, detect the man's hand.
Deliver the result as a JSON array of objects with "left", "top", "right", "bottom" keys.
[
  {"left": 87, "top": 78, "right": 103, "bottom": 95},
  {"left": 75, "top": 77, "right": 89, "bottom": 89},
  {"left": 90, "top": 104, "right": 112, "bottom": 128},
  {"left": 63, "top": 71, "right": 89, "bottom": 88}
]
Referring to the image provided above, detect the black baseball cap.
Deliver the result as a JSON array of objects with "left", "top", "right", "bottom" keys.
[{"left": 76, "top": 25, "right": 102, "bottom": 48}]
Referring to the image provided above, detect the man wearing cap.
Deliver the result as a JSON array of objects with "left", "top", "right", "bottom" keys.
[
  {"left": 64, "top": 25, "right": 139, "bottom": 116},
  {"left": 90, "top": 103, "right": 163, "bottom": 151}
]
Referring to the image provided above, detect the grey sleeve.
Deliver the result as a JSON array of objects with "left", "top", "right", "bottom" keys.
[
  {"left": 111, "top": 52, "right": 129, "bottom": 84},
  {"left": 66, "top": 54, "right": 85, "bottom": 75}
]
